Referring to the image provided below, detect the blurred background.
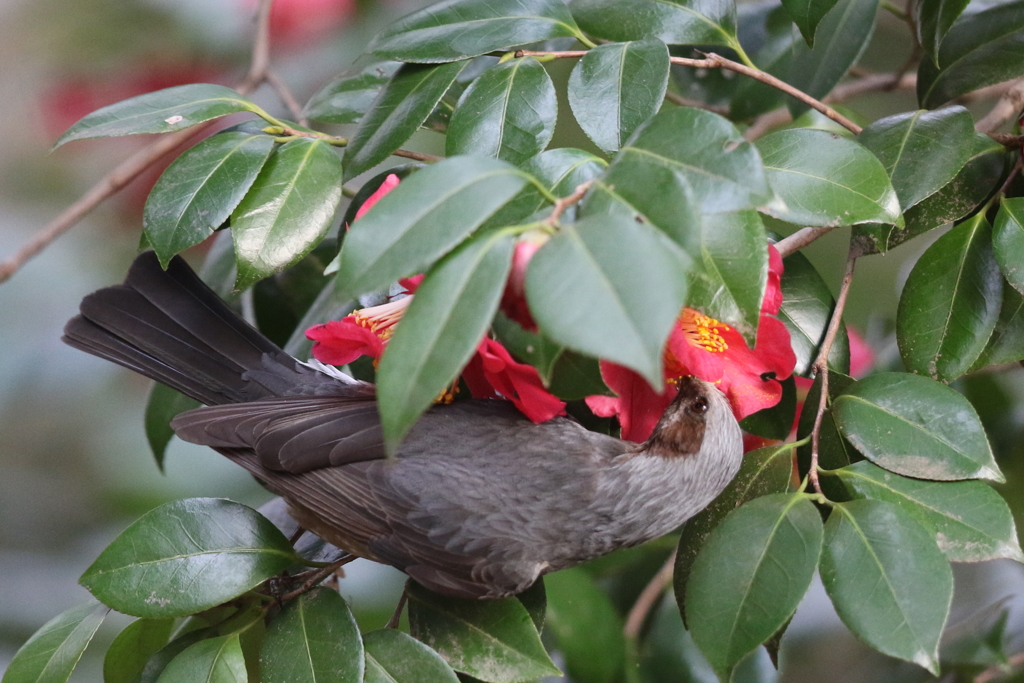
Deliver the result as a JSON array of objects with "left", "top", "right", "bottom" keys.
[{"left": 0, "top": 0, "right": 1021, "bottom": 680}]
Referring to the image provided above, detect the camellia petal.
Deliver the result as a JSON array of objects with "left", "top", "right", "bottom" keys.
[
  {"left": 587, "top": 361, "right": 675, "bottom": 443},
  {"left": 354, "top": 173, "right": 401, "bottom": 222},
  {"left": 464, "top": 338, "right": 566, "bottom": 423}
]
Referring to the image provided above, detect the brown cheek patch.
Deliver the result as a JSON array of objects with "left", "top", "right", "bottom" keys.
[{"left": 651, "top": 410, "right": 706, "bottom": 456}]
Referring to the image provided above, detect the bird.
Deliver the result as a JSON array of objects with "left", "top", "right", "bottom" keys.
[{"left": 63, "top": 251, "right": 744, "bottom": 600}]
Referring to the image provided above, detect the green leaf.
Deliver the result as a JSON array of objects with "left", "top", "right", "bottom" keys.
[
  {"left": 778, "top": 250, "right": 851, "bottom": 376},
  {"left": 144, "top": 383, "right": 201, "bottom": 471},
  {"left": 639, "top": 596, "right": 718, "bottom": 682},
  {"left": 686, "top": 494, "right": 823, "bottom": 677},
  {"left": 368, "top": 0, "right": 584, "bottom": 63},
  {"left": 54, "top": 84, "right": 260, "bottom": 148},
  {"left": 491, "top": 313, "right": 563, "bottom": 383},
  {"left": 545, "top": 569, "right": 625, "bottom": 683},
  {"left": 156, "top": 634, "right": 247, "bottom": 683},
  {"left": 897, "top": 213, "right": 1002, "bottom": 381},
  {"left": 447, "top": 57, "right": 557, "bottom": 164},
  {"left": 729, "top": 6, "right": 800, "bottom": 120},
  {"left": 376, "top": 231, "right": 515, "bottom": 448},
  {"left": 675, "top": 442, "right": 796, "bottom": 614},
  {"left": 783, "top": 0, "right": 841, "bottom": 45},
  {"left": 344, "top": 61, "right": 466, "bottom": 181},
  {"left": 916, "top": 0, "right": 970, "bottom": 63},
  {"left": 917, "top": 1, "right": 1024, "bottom": 107},
  {"left": 231, "top": 138, "right": 343, "bottom": 289},
  {"left": 104, "top": 618, "right": 175, "bottom": 683},
  {"left": 786, "top": 0, "right": 878, "bottom": 116},
  {"left": 970, "top": 279, "right": 1024, "bottom": 370},
  {"left": 144, "top": 129, "right": 274, "bottom": 267},
  {"left": 756, "top": 128, "right": 902, "bottom": 228},
  {"left": 857, "top": 106, "right": 975, "bottom": 211},
  {"left": 941, "top": 599, "right": 1012, "bottom": 668},
  {"left": 547, "top": 350, "right": 608, "bottom": 400},
  {"left": 407, "top": 582, "right": 561, "bottom": 682},
  {"left": 831, "top": 460, "right": 1024, "bottom": 562},
  {"left": 363, "top": 629, "right": 460, "bottom": 683},
  {"left": 993, "top": 197, "right": 1024, "bottom": 296},
  {"left": 740, "top": 376, "right": 797, "bottom": 440},
  {"left": 304, "top": 61, "right": 401, "bottom": 124},
  {"left": 687, "top": 210, "right": 769, "bottom": 345},
  {"left": 80, "top": 498, "right": 299, "bottom": 617},
  {"left": 567, "top": 39, "right": 670, "bottom": 153},
  {"left": 796, "top": 371, "right": 860, "bottom": 489},
  {"left": 570, "top": 0, "right": 739, "bottom": 48},
  {"left": 332, "top": 156, "right": 530, "bottom": 299},
  {"left": 2, "top": 602, "right": 105, "bottom": 683},
  {"left": 820, "top": 499, "right": 952, "bottom": 675},
  {"left": 832, "top": 372, "right": 1003, "bottom": 482},
  {"left": 261, "top": 588, "right": 363, "bottom": 683},
  {"left": 525, "top": 213, "right": 690, "bottom": 387}
]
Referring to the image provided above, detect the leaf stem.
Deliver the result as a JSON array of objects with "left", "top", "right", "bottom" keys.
[
  {"left": 279, "top": 555, "right": 357, "bottom": 602},
  {"left": 545, "top": 179, "right": 594, "bottom": 227},
  {"left": 623, "top": 550, "right": 676, "bottom": 640}
]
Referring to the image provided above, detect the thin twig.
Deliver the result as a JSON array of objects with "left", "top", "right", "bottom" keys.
[
  {"left": 266, "top": 69, "right": 306, "bottom": 125},
  {"left": 391, "top": 148, "right": 443, "bottom": 163},
  {"left": 774, "top": 225, "right": 844, "bottom": 258},
  {"left": 975, "top": 651, "right": 1024, "bottom": 683},
  {"left": 240, "top": 0, "right": 273, "bottom": 93},
  {"left": 279, "top": 555, "right": 356, "bottom": 602},
  {"left": 744, "top": 108, "right": 792, "bottom": 141},
  {"left": 976, "top": 78, "right": 1024, "bottom": 134},
  {"left": 623, "top": 551, "right": 676, "bottom": 640},
  {"left": 664, "top": 89, "right": 729, "bottom": 115},
  {"left": 546, "top": 180, "right": 594, "bottom": 227},
  {"left": 997, "top": 154, "right": 1024, "bottom": 198},
  {"left": 826, "top": 73, "right": 914, "bottom": 103},
  {"left": 386, "top": 588, "right": 409, "bottom": 629}
]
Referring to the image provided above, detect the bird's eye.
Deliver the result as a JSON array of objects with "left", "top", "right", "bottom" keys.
[{"left": 691, "top": 397, "right": 709, "bottom": 414}]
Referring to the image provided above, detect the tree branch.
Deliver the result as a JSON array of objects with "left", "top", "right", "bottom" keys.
[
  {"left": 266, "top": 69, "right": 306, "bottom": 125},
  {"left": 976, "top": 78, "right": 1024, "bottom": 134},
  {"left": 623, "top": 551, "right": 676, "bottom": 640},
  {"left": 774, "top": 225, "right": 844, "bottom": 258}
]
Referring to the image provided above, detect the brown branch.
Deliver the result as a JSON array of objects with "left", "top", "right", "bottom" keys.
[
  {"left": 266, "top": 69, "right": 306, "bottom": 125},
  {"left": 279, "top": 555, "right": 356, "bottom": 602},
  {"left": 744, "top": 108, "right": 792, "bottom": 141},
  {"left": 824, "top": 73, "right": 915, "bottom": 103},
  {"left": 240, "top": 0, "right": 274, "bottom": 93},
  {"left": 386, "top": 588, "right": 409, "bottom": 629},
  {"left": 391, "top": 148, "right": 443, "bottom": 163},
  {"left": 664, "top": 90, "right": 729, "bottom": 115},
  {"left": 774, "top": 225, "right": 844, "bottom": 258},
  {"left": 624, "top": 551, "right": 676, "bottom": 640},
  {"left": 975, "top": 651, "right": 1024, "bottom": 683},
  {"left": 546, "top": 180, "right": 594, "bottom": 226},
  {"left": 976, "top": 78, "right": 1024, "bottom": 134}
]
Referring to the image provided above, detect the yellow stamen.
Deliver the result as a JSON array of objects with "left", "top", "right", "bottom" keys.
[
  {"left": 681, "top": 310, "right": 729, "bottom": 353},
  {"left": 351, "top": 296, "right": 412, "bottom": 341}
]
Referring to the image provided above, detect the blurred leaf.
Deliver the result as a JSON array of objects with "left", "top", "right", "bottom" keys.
[
  {"left": 740, "top": 376, "right": 797, "bottom": 440},
  {"left": 144, "top": 383, "right": 201, "bottom": 471},
  {"left": 917, "top": 1, "right": 1024, "bottom": 107},
  {"left": 916, "top": 0, "right": 971, "bottom": 63},
  {"left": 253, "top": 241, "right": 338, "bottom": 348},
  {"left": 2, "top": 601, "right": 105, "bottom": 683},
  {"left": 104, "top": 618, "right": 174, "bottom": 683},
  {"left": 261, "top": 588, "right": 363, "bottom": 683},
  {"left": 783, "top": 0, "right": 841, "bottom": 45},
  {"left": 778, "top": 251, "right": 851, "bottom": 376},
  {"left": 339, "top": 164, "right": 425, "bottom": 233},
  {"left": 304, "top": 61, "right": 401, "bottom": 124},
  {"left": 368, "top": 0, "right": 584, "bottom": 63},
  {"left": 832, "top": 372, "right": 1003, "bottom": 482},
  {"left": 332, "top": 156, "right": 530, "bottom": 298},
  {"left": 407, "top": 582, "right": 561, "bottom": 682},
  {"left": 686, "top": 494, "right": 822, "bottom": 677},
  {"left": 54, "top": 84, "right": 259, "bottom": 148},
  {"left": 377, "top": 232, "right": 514, "bottom": 448},
  {"left": 545, "top": 568, "right": 626, "bottom": 683},
  {"left": 638, "top": 596, "right": 718, "bottom": 683},
  {"left": 547, "top": 350, "right": 607, "bottom": 400},
  {"left": 491, "top": 313, "right": 563, "bottom": 383},
  {"left": 80, "top": 498, "right": 299, "bottom": 618},
  {"left": 363, "top": 629, "right": 460, "bottom": 683},
  {"left": 570, "top": 0, "right": 739, "bottom": 48},
  {"left": 941, "top": 599, "right": 1011, "bottom": 668},
  {"left": 857, "top": 106, "right": 975, "bottom": 211},
  {"left": 969, "top": 280, "right": 1024, "bottom": 370},
  {"left": 796, "top": 371, "right": 860, "bottom": 488},
  {"left": 155, "top": 634, "right": 247, "bottom": 683},
  {"left": 831, "top": 461, "right": 1024, "bottom": 562},
  {"left": 231, "top": 138, "right": 343, "bottom": 289},
  {"left": 786, "top": 0, "right": 878, "bottom": 116},
  {"left": 897, "top": 213, "right": 1002, "bottom": 381},
  {"left": 144, "top": 130, "right": 274, "bottom": 266},
  {"left": 516, "top": 579, "right": 548, "bottom": 633},
  {"left": 567, "top": 39, "right": 670, "bottom": 153},
  {"left": 993, "top": 197, "right": 1024, "bottom": 296},
  {"left": 756, "top": 128, "right": 902, "bottom": 228},
  {"left": 137, "top": 630, "right": 210, "bottom": 683},
  {"left": 730, "top": 7, "right": 800, "bottom": 120},
  {"left": 820, "top": 499, "right": 952, "bottom": 676},
  {"left": 525, "top": 213, "right": 690, "bottom": 387},
  {"left": 447, "top": 57, "right": 557, "bottom": 164},
  {"left": 344, "top": 61, "right": 467, "bottom": 181}
]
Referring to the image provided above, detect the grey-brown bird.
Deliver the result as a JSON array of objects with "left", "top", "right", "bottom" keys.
[{"left": 63, "top": 252, "right": 744, "bottom": 599}]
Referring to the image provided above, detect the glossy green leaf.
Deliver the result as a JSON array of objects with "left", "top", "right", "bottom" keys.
[
  {"left": 525, "top": 213, "right": 690, "bottom": 386},
  {"left": 917, "top": 1, "right": 1024, "bottom": 107},
  {"left": 547, "top": 350, "right": 607, "bottom": 400},
  {"left": 304, "top": 61, "right": 401, "bottom": 124},
  {"left": 144, "top": 130, "right": 274, "bottom": 267},
  {"left": 778, "top": 250, "right": 851, "bottom": 376},
  {"left": 783, "top": 0, "right": 841, "bottom": 45},
  {"left": 80, "top": 498, "right": 299, "bottom": 617},
  {"left": 104, "top": 618, "right": 174, "bottom": 683},
  {"left": 545, "top": 568, "right": 625, "bottom": 683},
  {"left": 897, "top": 213, "right": 1002, "bottom": 381},
  {"left": 970, "top": 280, "right": 1024, "bottom": 370},
  {"left": 756, "top": 128, "right": 902, "bottom": 228},
  {"left": 155, "top": 634, "right": 247, "bottom": 683},
  {"left": 363, "top": 629, "right": 460, "bottom": 683},
  {"left": 570, "top": 0, "right": 739, "bottom": 48},
  {"left": 686, "top": 494, "right": 823, "bottom": 676},
  {"left": 261, "top": 588, "right": 362, "bottom": 683},
  {"left": 993, "top": 197, "right": 1024, "bottom": 296},
  {"left": 567, "top": 39, "right": 670, "bottom": 153},
  {"left": 332, "top": 156, "right": 530, "bottom": 298},
  {"left": 916, "top": 0, "right": 970, "bottom": 63},
  {"left": 376, "top": 232, "right": 514, "bottom": 448},
  {"left": 820, "top": 499, "right": 952, "bottom": 675},
  {"left": 344, "top": 61, "right": 466, "bottom": 181},
  {"left": 447, "top": 57, "right": 556, "bottom": 164},
  {"left": 857, "top": 106, "right": 974, "bottom": 211},
  {"left": 54, "top": 84, "right": 259, "bottom": 148},
  {"left": 144, "top": 383, "right": 200, "bottom": 471},
  {"left": 729, "top": 6, "right": 800, "bottom": 120},
  {"left": 832, "top": 372, "right": 1003, "bottom": 482},
  {"left": 2, "top": 602, "right": 105, "bottom": 683},
  {"left": 687, "top": 210, "right": 768, "bottom": 345},
  {"left": 368, "top": 0, "right": 583, "bottom": 63},
  {"left": 831, "top": 461, "right": 1024, "bottom": 562},
  {"left": 786, "top": 0, "right": 878, "bottom": 116},
  {"left": 407, "top": 582, "right": 561, "bottom": 682},
  {"left": 231, "top": 138, "right": 343, "bottom": 289}
]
